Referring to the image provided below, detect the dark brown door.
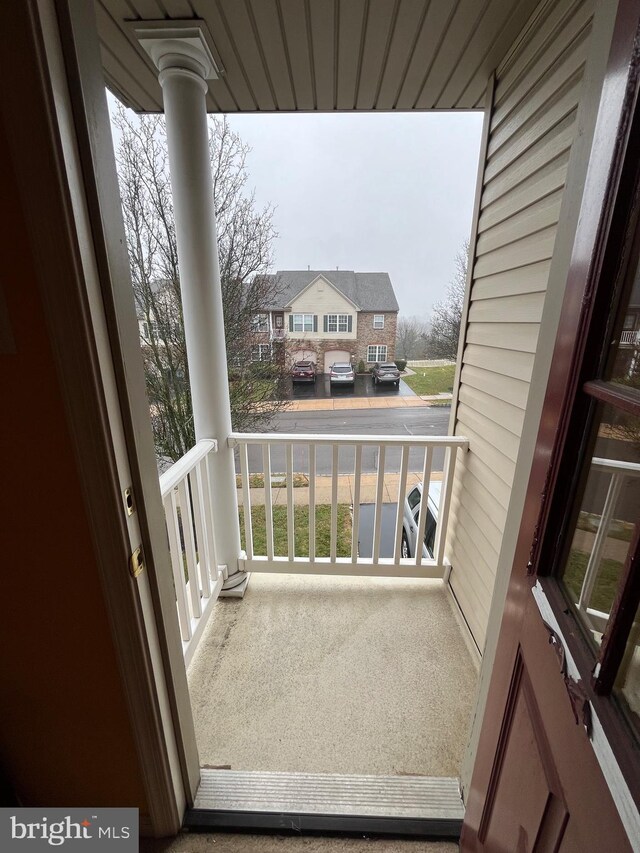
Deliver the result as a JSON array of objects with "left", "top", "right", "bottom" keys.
[{"left": 462, "top": 3, "right": 640, "bottom": 850}]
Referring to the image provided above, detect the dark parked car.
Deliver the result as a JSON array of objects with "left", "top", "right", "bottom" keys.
[
  {"left": 329, "top": 363, "right": 355, "bottom": 385},
  {"left": 291, "top": 360, "right": 316, "bottom": 383},
  {"left": 372, "top": 362, "right": 401, "bottom": 386}
]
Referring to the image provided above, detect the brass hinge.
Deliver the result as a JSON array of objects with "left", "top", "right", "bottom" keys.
[{"left": 130, "top": 546, "right": 145, "bottom": 578}]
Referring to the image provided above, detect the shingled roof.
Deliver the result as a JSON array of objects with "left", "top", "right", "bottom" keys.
[{"left": 262, "top": 270, "right": 399, "bottom": 312}]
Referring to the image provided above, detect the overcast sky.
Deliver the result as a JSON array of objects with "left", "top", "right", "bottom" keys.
[
  {"left": 226, "top": 112, "right": 483, "bottom": 318},
  {"left": 108, "top": 92, "right": 483, "bottom": 319}
]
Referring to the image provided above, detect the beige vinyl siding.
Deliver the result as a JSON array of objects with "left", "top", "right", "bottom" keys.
[
  {"left": 448, "top": 0, "right": 594, "bottom": 651},
  {"left": 288, "top": 276, "right": 357, "bottom": 340}
]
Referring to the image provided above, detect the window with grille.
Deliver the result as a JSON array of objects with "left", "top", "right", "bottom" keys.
[{"left": 367, "top": 345, "right": 387, "bottom": 363}]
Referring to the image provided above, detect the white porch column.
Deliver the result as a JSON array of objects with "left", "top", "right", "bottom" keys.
[{"left": 138, "top": 27, "right": 248, "bottom": 595}]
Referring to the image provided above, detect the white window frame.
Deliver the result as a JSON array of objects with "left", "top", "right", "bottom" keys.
[
  {"left": 251, "top": 343, "right": 271, "bottom": 362},
  {"left": 327, "top": 313, "right": 350, "bottom": 332},
  {"left": 251, "top": 313, "right": 269, "bottom": 333},
  {"left": 367, "top": 344, "right": 387, "bottom": 363},
  {"left": 293, "top": 313, "right": 314, "bottom": 332},
  {"left": 373, "top": 314, "right": 385, "bottom": 330}
]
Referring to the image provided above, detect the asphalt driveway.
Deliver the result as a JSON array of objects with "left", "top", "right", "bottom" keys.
[{"left": 283, "top": 373, "right": 415, "bottom": 400}]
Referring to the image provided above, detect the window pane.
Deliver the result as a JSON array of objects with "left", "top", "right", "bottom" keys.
[
  {"left": 560, "top": 403, "right": 640, "bottom": 646},
  {"left": 424, "top": 511, "right": 436, "bottom": 558},
  {"left": 407, "top": 487, "right": 420, "bottom": 511},
  {"left": 610, "top": 262, "right": 640, "bottom": 387},
  {"left": 614, "top": 599, "right": 640, "bottom": 733}
]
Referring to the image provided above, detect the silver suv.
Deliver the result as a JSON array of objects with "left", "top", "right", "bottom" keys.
[{"left": 329, "top": 363, "right": 355, "bottom": 385}]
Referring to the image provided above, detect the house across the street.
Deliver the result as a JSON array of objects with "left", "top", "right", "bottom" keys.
[{"left": 251, "top": 270, "right": 399, "bottom": 373}]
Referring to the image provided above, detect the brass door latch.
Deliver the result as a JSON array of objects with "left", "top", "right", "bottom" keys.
[{"left": 130, "top": 547, "right": 145, "bottom": 578}]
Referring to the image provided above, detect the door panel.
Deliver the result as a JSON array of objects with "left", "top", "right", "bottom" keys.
[{"left": 480, "top": 600, "right": 629, "bottom": 852}]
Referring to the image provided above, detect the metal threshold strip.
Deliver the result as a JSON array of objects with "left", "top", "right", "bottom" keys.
[{"left": 185, "top": 770, "right": 464, "bottom": 838}]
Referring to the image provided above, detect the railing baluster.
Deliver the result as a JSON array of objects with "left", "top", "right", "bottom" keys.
[
  {"left": 351, "top": 444, "right": 363, "bottom": 563},
  {"left": 372, "top": 444, "right": 386, "bottom": 564},
  {"left": 263, "top": 443, "right": 274, "bottom": 560},
  {"left": 192, "top": 462, "right": 212, "bottom": 598},
  {"left": 160, "top": 440, "right": 226, "bottom": 665},
  {"left": 286, "top": 442, "right": 294, "bottom": 561},
  {"left": 415, "top": 447, "right": 434, "bottom": 567},
  {"left": 165, "top": 491, "right": 192, "bottom": 642},
  {"left": 330, "top": 444, "right": 339, "bottom": 561},
  {"left": 201, "top": 451, "right": 221, "bottom": 577},
  {"left": 239, "top": 442, "right": 254, "bottom": 560},
  {"left": 435, "top": 446, "right": 457, "bottom": 568},
  {"left": 178, "top": 478, "right": 202, "bottom": 619},
  {"left": 393, "top": 445, "right": 410, "bottom": 564},
  {"left": 309, "top": 444, "right": 316, "bottom": 562}
]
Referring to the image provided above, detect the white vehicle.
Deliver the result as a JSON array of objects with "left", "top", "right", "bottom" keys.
[
  {"left": 401, "top": 481, "right": 441, "bottom": 559},
  {"left": 329, "top": 362, "right": 355, "bottom": 385}
]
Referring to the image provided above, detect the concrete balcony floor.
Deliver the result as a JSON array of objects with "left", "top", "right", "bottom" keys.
[{"left": 187, "top": 574, "right": 478, "bottom": 778}]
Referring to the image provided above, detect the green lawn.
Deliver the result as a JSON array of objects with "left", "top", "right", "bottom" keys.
[
  {"left": 239, "top": 504, "right": 352, "bottom": 558},
  {"left": 562, "top": 549, "right": 624, "bottom": 613},
  {"left": 403, "top": 364, "right": 456, "bottom": 396}
]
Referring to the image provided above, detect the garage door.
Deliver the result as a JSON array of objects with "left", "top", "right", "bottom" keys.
[
  {"left": 323, "top": 350, "right": 351, "bottom": 373},
  {"left": 292, "top": 349, "right": 316, "bottom": 364}
]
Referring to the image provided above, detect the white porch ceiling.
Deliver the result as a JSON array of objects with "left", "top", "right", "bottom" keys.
[{"left": 96, "top": 0, "right": 541, "bottom": 113}]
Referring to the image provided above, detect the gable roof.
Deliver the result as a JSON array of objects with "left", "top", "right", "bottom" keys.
[{"left": 263, "top": 270, "right": 399, "bottom": 312}]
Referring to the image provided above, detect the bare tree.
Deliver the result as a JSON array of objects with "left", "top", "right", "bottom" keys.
[
  {"left": 113, "top": 105, "right": 289, "bottom": 464},
  {"left": 425, "top": 241, "right": 469, "bottom": 360},
  {"left": 395, "top": 316, "right": 430, "bottom": 360}
]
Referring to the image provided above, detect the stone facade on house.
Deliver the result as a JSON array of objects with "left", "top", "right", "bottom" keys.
[
  {"left": 355, "top": 311, "right": 398, "bottom": 366},
  {"left": 251, "top": 270, "right": 399, "bottom": 372}
]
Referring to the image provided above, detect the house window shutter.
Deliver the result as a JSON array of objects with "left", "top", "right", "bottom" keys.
[
  {"left": 289, "top": 314, "right": 293, "bottom": 332},
  {"left": 313, "top": 315, "right": 318, "bottom": 332},
  {"left": 323, "top": 315, "right": 328, "bottom": 332},
  {"left": 348, "top": 315, "right": 353, "bottom": 332}
]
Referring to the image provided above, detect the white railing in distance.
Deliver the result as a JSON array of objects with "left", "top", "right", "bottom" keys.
[
  {"left": 230, "top": 432, "right": 468, "bottom": 578},
  {"left": 577, "top": 456, "right": 640, "bottom": 634},
  {"left": 160, "top": 439, "right": 224, "bottom": 666},
  {"left": 620, "top": 330, "right": 640, "bottom": 346}
]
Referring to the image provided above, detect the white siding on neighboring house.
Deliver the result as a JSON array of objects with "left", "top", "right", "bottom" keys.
[
  {"left": 448, "top": 0, "right": 596, "bottom": 650},
  {"left": 288, "top": 276, "right": 358, "bottom": 340}
]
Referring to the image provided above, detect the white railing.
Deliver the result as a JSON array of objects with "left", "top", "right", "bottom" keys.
[
  {"left": 229, "top": 432, "right": 468, "bottom": 578},
  {"left": 271, "top": 328, "right": 286, "bottom": 340},
  {"left": 620, "top": 330, "right": 640, "bottom": 346},
  {"left": 577, "top": 456, "right": 640, "bottom": 634},
  {"left": 159, "top": 439, "right": 225, "bottom": 667}
]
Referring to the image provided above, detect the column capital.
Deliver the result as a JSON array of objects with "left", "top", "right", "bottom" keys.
[{"left": 135, "top": 22, "right": 220, "bottom": 80}]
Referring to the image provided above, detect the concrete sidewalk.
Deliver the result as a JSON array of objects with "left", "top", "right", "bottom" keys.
[
  {"left": 279, "top": 394, "right": 452, "bottom": 412},
  {"left": 282, "top": 396, "right": 430, "bottom": 412},
  {"left": 237, "top": 470, "right": 443, "bottom": 506}
]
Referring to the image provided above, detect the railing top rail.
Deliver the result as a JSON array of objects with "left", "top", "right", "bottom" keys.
[
  {"left": 592, "top": 456, "right": 640, "bottom": 477},
  {"left": 159, "top": 439, "right": 217, "bottom": 498},
  {"left": 229, "top": 432, "right": 469, "bottom": 450}
]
